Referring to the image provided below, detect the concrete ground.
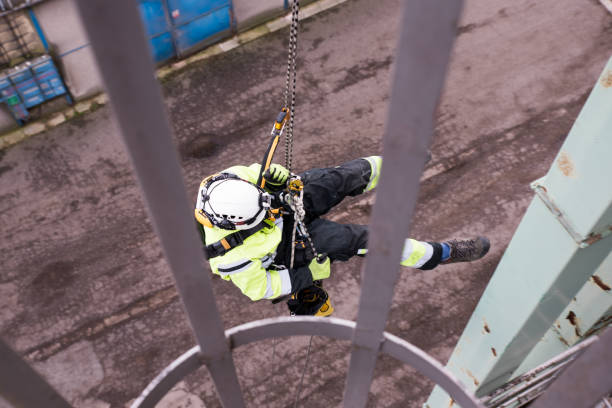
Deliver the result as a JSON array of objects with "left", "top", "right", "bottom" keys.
[{"left": 1, "top": 0, "right": 611, "bottom": 407}]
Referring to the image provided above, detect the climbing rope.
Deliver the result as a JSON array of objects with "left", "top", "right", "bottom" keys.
[
  {"left": 293, "top": 335, "right": 314, "bottom": 408},
  {"left": 265, "top": 4, "right": 318, "bottom": 406},
  {"left": 284, "top": 0, "right": 299, "bottom": 173}
]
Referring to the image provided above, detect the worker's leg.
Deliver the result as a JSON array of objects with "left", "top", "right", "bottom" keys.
[
  {"left": 307, "top": 218, "right": 445, "bottom": 270},
  {"left": 300, "top": 156, "right": 381, "bottom": 220},
  {"left": 307, "top": 219, "right": 489, "bottom": 270},
  {"left": 306, "top": 218, "right": 369, "bottom": 262}
]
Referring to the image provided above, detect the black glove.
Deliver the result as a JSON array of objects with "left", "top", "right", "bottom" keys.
[{"left": 263, "top": 163, "right": 290, "bottom": 192}]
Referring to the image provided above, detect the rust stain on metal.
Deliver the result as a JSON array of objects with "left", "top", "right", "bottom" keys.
[
  {"left": 584, "top": 315, "right": 612, "bottom": 337},
  {"left": 484, "top": 323, "right": 491, "bottom": 333},
  {"left": 584, "top": 233, "right": 602, "bottom": 246},
  {"left": 566, "top": 311, "right": 582, "bottom": 337},
  {"left": 465, "top": 369, "right": 480, "bottom": 386},
  {"left": 448, "top": 398, "right": 455, "bottom": 407},
  {"left": 558, "top": 335, "right": 570, "bottom": 347},
  {"left": 601, "top": 69, "right": 612, "bottom": 88},
  {"left": 491, "top": 347, "right": 497, "bottom": 357},
  {"left": 592, "top": 275, "right": 611, "bottom": 291},
  {"left": 557, "top": 152, "right": 575, "bottom": 177}
]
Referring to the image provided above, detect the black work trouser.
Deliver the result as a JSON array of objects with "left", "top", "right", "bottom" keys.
[
  {"left": 274, "top": 157, "right": 444, "bottom": 272},
  {"left": 274, "top": 158, "right": 371, "bottom": 269}
]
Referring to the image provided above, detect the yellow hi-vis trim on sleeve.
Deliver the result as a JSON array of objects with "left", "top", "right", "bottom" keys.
[
  {"left": 400, "top": 239, "right": 433, "bottom": 268},
  {"left": 364, "top": 156, "right": 382, "bottom": 192}
]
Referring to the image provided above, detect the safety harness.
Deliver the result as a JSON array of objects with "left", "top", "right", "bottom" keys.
[{"left": 203, "top": 221, "right": 270, "bottom": 259}]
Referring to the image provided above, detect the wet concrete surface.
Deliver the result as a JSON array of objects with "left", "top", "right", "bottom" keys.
[{"left": 1, "top": 0, "right": 611, "bottom": 407}]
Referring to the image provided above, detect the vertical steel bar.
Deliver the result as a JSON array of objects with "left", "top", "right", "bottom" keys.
[
  {"left": 530, "top": 328, "right": 612, "bottom": 408},
  {"left": 0, "top": 338, "right": 72, "bottom": 408},
  {"left": 73, "top": 2, "right": 245, "bottom": 407},
  {"left": 342, "top": 0, "right": 463, "bottom": 407}
]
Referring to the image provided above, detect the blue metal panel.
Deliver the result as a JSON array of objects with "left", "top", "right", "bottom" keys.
[
  {"left": 8, "top": 68, "right": 32, "bottom": 83},
  {"left": 0, "top": 55, "right": 69, "bottom": 123},
  {"left": 31, "top": 55, "right": 68, "bottom": 102},
  {"left": 138, "top": 0, "right": 232, "bottom": 62},
  {"left": 173, "top": 6, "right": 231, "bottom": 53},
  {"left": 138, "top": 0, "right": 169, "bottom": 37},
  {"left": 0, "top": 74, "right": 28, "bottom": 122},
  {"left": 167, "top": 0, "right": 229, "bottom": 25},
  {"left": 150, "top": 32, "right": 176, "bottom": 63}
]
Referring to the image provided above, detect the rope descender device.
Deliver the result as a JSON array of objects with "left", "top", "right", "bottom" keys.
[
  {"left": 256, "top": 108, "right": 290, "bottom": 189},
  {"left": 288, "top": 177, "right": 303, "bottom": 192}
]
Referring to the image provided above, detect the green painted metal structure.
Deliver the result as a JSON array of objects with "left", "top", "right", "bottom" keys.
[
  {"left": 426, "top": 55, "right": 612, "bottom": 407},
  {"left": 512, "top": 251, "right": 612, "bottom": 379}
]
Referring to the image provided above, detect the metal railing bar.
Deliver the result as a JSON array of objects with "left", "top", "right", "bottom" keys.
[
  {"left": 488, "top": 373, "right": 558, "bottom": 408},
  {"left": 382, "top": 332, "right": 485, "bottom": 408},
  {"left": 133, "top": 317, "right": 484, "bottom": 408},
  {"left": 484, "top": 358, "right": 575, "bottom": 406},
  {"left": 495, "top": 370, "right": 565, "bottom": 408},
  {"left": 530, "top": 328, "right": 612, "bottom": 408},
  {"left": 227, "top": 316, "right": 354, "bottom": 346},
  {"left": 130, "top": 346, "right": 201, "bottom": 408},
  {"left": 482, "top": 336, "right": 597, "bottom": 403},
  {"left": 0, "top": 338, "right": 72, "bottom": 408},
  {"left": 343, "top": 0, "right": 464, "bottom": 406},
  {"left": 73, "top": 1, "right": 245, "bottom": 407}
]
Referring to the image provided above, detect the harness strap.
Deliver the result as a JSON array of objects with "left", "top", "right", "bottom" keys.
[{"left": 205, "top": 221, "right": 271, "bottom": 259}]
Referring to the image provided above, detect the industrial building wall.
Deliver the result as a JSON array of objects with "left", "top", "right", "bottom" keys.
[
  {"left": 0, "top": 0, "right": 304, "bottom": 131},
  {"left": 33, "top": 0, "right": 102, "bottom": 100}
]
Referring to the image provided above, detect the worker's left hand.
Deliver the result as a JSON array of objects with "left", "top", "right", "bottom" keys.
[
  {"left": 263, "top": 163, "right": 290, "bottom": 192},
  {"left": 308, "top": 254, "right": 330, "bottom": 280}
]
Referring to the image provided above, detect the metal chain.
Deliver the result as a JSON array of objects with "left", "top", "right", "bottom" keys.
[{"left": 284, "top": 0, "right": 299, "bottom": 173}]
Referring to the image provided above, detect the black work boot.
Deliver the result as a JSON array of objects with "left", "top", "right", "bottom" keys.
[{"left": 442, "top": 237, "right": 490, "bottom": 264}]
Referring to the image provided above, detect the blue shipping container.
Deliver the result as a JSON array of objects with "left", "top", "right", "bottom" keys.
[{"left": 138, "top": 0, "right": 234, "bottom": 63}]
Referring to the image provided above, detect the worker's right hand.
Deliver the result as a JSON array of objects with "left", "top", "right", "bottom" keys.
[
  {"left": 263, "top": 163, "right": 290, "bottom": 192},
  {"left": 308, "top": 254, "right": 330, "bottom": 280}
]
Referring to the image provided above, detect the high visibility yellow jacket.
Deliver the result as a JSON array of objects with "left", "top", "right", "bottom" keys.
[{"left": 196, "top": 163, "right": 325, "bottom": 301}]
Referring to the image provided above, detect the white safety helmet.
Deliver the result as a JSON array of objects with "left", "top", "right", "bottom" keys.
[{"left": 196, "top": 173, "right": 271, "bottom": 230}]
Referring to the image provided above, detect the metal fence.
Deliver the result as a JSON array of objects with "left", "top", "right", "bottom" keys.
[
  {"left": 71, "top": 0, "right": 478, "bottom": 407},
  {"left": 0, "top": 1, "right": 609, "bottom": 407}
]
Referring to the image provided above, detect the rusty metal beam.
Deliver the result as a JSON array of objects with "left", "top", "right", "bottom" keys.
[
  {"left": 342, "top": 0, "right": 464, "bottom": 407},
  {"left": 73, "top": 1, "right": 245, "bottom": 407}
]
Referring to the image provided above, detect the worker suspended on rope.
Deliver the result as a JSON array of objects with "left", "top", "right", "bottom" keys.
[
  {"left": 194, "top": 156, "right": 491, "bottom": 316},
  {"left": 193, "top": 0, "right": 489, "bottom": 316}
]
